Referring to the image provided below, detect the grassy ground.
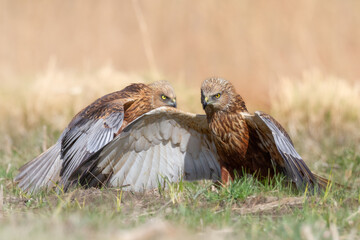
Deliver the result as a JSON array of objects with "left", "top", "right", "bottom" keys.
[{"left": 0, "top": 70, "right": 359, "bottom": 239}]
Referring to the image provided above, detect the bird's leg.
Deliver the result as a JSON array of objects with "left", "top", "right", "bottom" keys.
[
  {"left": 211, "top": 166, "right": 233, "bottom": 191},
  {"left": 221, "top": 166, "right": 233, "bottom": 185}
]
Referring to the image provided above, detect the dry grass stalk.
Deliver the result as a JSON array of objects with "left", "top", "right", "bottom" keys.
[
  {"left": 232, "top": 197, "right": 304, "bottom": 215},
  {"left": 270, "top": 70, "right": 360, "bottom": 165}
]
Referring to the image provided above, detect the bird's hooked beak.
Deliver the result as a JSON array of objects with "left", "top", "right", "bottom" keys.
[
  {"left": 171, "top": 98, "right": 177, "bottom": 108},
  {"left": 202, "top": 96, "right": 209, "bottom": 109}
]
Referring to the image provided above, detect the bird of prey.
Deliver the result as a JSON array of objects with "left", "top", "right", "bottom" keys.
[
  {"left": 200, "top": 77, "right": 328, "bottom": 191},
  {"left": 15, "top": 81, "right": 177, "bottom": 193},
  {"left": 66, "top": 77, "right": 328, "bottom": 193}
]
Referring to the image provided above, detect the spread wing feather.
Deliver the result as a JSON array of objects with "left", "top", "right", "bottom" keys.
[
  {"left": 244, "top": 111, "right": 318, "bottom": 191},
  {"left": 15, "top": 143, "right": 62, "bottom": 193},
  {"left": 66, "top": 107, "right": 221, "bottom": 191},
  {"left": 59, "top": 107, "right": 124, "bottom": 186},
  {"left": 14, "top": 130, "right": 69, "bottom": 193}
]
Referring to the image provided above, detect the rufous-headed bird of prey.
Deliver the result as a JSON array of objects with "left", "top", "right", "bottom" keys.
[{"left": 15, "top": 81, "right": 179, "bottom": 193}]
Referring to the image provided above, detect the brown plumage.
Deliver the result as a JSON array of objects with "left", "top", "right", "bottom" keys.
[
  {"left": 59, "top": 77, "right": 329, "bottom": 193},
  {"left": 201, "top": 77, "right": 328, "bottom": 192},
  {"left": 15, "top": 81, "right": 177, "bottom": 193}
]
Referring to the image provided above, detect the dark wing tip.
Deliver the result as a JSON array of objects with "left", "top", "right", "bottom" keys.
[{"left": 254, "top": 112, "right": 322, "bottom": 192}]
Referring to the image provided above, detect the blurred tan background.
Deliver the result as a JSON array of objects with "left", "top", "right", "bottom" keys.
[{"left": 1, "top": 0, "right": 360, "bottom": 108}]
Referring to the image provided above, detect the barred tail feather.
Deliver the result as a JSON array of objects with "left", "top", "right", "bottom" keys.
[{"left": 14, "top": 142, "right": 62, "bottom": 193}]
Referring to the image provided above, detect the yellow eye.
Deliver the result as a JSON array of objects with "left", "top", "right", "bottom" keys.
[
  {"left": 215, "top": 93, "right": 221, "bottom": 98},
  {"left": 161, "top": 95, "right": 167, "bottom": 100}
]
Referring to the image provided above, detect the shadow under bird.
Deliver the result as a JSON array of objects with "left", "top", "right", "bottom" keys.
[
  {"left": 15, "top": 81, "right": 178, "bottom": 193},
  {"left": 67, "top": 78, "right": 330, "bottom": 193}
]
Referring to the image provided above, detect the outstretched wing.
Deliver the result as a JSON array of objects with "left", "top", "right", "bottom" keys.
[
  {"left": 15, "top": 137, "right": 63, "bottom": 193},
  {"left": 244, "top": 111, "right": 317, "bottom": 191},
  {"left": 66, "top": 107, "right": 221, "bottom": 192},
  {"left": 59, "top": 101, "right": 125, "bottom": 186}
]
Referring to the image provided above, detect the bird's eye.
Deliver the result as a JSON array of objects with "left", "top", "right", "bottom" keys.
[
  {"left": 161, "top": 95, "right": 167, "bottom": 100},
  {"left": 214, "top": 93, "right": 221, "bottom": 99}
]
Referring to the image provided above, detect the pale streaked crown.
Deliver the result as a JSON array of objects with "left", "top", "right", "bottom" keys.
[{"left": 149, "top": 80, "right": 177, "bottom": 108}]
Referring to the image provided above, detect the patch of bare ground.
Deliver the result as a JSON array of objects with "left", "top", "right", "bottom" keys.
[
  {"left": 50, "top": 188, "right": 171, "bottom": 216},
  {"left": 232, "top": 196, "right": 305, "bottom": 215},
  {"left": 5, "top": 187, "right": 308, "bottom": 216},
  {"left": 3, "top": 187, "right": 166, "bottom": 214}
]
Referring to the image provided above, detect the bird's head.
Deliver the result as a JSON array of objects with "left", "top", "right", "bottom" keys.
[
  {"left": 149, "top": 80, "right": 177, "bottom": 108},
  {"left": 201, "top": 77, "right": 246, "bottom": 115}
]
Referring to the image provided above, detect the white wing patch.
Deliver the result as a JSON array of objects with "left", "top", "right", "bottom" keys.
[{"left": 70, "top": 107, "right": 221, "bottom": 191}]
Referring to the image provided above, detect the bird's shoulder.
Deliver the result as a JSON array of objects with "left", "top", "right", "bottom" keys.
[
  {"left": 247, "top": 111, "right": 293, "bottom": 145},
  {"left": 70, "top": 83, "right": 151, "bottom": 124}
]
